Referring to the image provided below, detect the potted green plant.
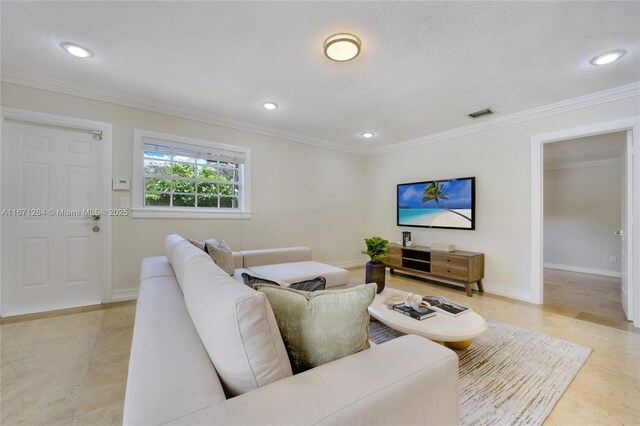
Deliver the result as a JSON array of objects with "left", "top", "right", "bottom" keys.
[{"left": 362, "top": 237, "right": 389, "bottom": 293}]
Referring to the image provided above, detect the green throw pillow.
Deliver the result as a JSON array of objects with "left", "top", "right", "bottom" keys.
[{"left": 255, "top": 283, "right": 376, "bottom": 373}]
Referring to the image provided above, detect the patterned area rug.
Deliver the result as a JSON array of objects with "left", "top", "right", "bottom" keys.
[{"left": 369, "top": 319, "right": 591, "bottom": 426}]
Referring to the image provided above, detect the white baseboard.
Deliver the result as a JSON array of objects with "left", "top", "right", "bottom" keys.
[
  {"left": 111, "top": 288, "right": 139, "bottom": 302},
  {"left": 331, "top": 260, "right": 366, "bottom": 269},
  {"left": 485, "top": 284, "right": 537, "bottom": 304},
  {"left": 544, "top": 263, "right": 621, "bottom": 278},
  {"left": 1, "top": 300, "right": 102, "bottom": 318}
]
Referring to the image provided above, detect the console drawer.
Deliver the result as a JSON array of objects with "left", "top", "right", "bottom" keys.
[
  {"left": 431, "top": 253, "right": 468, "bottom": 268},
  {"left": 431, "top": 264, "right": 469, "bottom": 281}
]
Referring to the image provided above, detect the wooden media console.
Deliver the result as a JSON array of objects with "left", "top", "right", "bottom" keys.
[{"left": 383, "top": 243, "right": 484, "bottom": 297}]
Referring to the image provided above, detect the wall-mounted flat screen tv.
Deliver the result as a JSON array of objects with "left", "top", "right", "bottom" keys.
[{"left": 397, "top": 177, "right": 475, "bottom": 230}]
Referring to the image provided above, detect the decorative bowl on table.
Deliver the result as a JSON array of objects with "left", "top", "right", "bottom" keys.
[{"left": 383, "top": 294, "right": 405, "bottom": 309}]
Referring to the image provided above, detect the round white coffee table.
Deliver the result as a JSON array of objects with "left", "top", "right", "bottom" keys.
[{"left": 368, "top": 288, "right": 488, "bottom": 349}]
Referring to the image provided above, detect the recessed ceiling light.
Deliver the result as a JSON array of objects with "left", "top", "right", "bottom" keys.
[
  {"left": 324, "top": 33, "right": 361, "bottom": 62},
  {"left": 262, "top": 102, "right": 279, "bottom": 110},
  {"left": 60, "top": 42, "right": 93, "bottom": 58},
  {"left": 361, "top": 132, "right": 374, "bottom": 138},
  {"left": 590, "top": 50, "right": 626, "bottom": 65}
]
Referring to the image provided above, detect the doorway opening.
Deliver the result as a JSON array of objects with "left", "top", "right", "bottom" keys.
[
  {"left": 531, "top": 117, "right": 639, "bottom": 328},
  {"left": 543, "top": 132, "right": 629, "bottom": 328}
]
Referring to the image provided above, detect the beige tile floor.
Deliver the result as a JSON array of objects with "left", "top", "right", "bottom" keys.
[
  {"left": 543, "top": 268, "right": 634, "bottom": 331},
  {"left": 1, "top": 302, "right": 135, "bottom": 425},
  {"left": 1, "top": 269, "right": 638, "bottom": 425}
]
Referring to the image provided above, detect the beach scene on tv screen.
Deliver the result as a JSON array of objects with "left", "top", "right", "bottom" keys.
[{"left": 398, "top": 179, "right": 473, "bottom": 228}]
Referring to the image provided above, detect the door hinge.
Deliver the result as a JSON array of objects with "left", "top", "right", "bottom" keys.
[{"left": 92, "top": 130, "right": 103, "bottom": 141}]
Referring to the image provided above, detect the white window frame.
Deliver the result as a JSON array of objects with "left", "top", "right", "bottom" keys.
[{"left": 132, "top": 129, "right": 251, "bottom": 219}]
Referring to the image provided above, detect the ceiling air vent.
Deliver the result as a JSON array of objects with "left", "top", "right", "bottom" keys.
[{"left": 468, "top": 108, "right": 493, "bottom": 118}]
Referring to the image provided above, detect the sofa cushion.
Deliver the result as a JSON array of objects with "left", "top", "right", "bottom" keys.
[
  {"left": 205, "top": 241, "right": 235, "bottom": 276},
  {"left": 179, "top": 249, "right": 293, "bottom": 396},
  {"left": 140, "top": 256, "right": 176, "bottom": 281},
  {"left": 247, "top": 260, "right": 349, "bottom": 288},
  {"left": 165, "top": 235, "right": 210, "bottom": 291},
  {"left": 241, "top": 247, "right": 312, "bottom": 268},
  {"left": 255, "top": 283, "right": 376, "bottom": 373},
  {"left": 124, "top": 274, "right": 226, "bottom": 426}
]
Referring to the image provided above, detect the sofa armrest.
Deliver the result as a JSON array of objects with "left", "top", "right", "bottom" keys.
[
  {"left": 232, "top": 252, "right": 244, "bottom": 269},
  {"left": 166, "top": 335, "right": 459, "bottom": 425},
  {"left": 241, "top": 247, "right": 312, "bottom": 268}
]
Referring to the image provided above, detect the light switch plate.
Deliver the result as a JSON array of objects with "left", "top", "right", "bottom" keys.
[{"left": 120, "top": 196, "right": 130, "bottom": 209}]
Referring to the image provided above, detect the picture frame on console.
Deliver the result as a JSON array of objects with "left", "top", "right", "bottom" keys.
[{"left": 397, "top": 176, "right": 475, "bottom": 230}]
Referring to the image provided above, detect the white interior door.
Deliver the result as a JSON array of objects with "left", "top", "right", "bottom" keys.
[
  {"left": 621, "top": 130, "right": 633, "bottom": 320},
  {"left": 1, "top": 119, "right": 106, "bottom": 316}
]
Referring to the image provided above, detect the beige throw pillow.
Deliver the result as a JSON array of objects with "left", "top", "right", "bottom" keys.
[
  {"left": 188, "top": 239, "right": 206, "bottom": 251},
  {"left": 188, "top": 238, "right": 218, "bottom": 252},
  {"left": 205, "top": 241, "right": 235, "bottom": 276},
  {"left": 255, "top": 283, "right": 376, "bottom": 373}
]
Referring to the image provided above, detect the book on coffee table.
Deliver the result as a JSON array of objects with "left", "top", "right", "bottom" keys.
[
  {"left": 422, "top": 296, "right": 470, "bottom": 317},
  {"left": 392, "top": 303, "right": 437, "bottom": 320}
]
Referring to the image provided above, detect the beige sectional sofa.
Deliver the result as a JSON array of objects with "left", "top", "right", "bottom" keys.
[{"left": 124, "top": 235, "right": 460, "bottom": 425}]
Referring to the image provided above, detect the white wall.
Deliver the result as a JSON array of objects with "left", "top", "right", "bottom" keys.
[
  {"left": 544, "top": 162, "right": 623, "bottom": 276},
  {"left": 365, "top": 95, "right": 639, "bottom": 301},
  {"left": 0, "top": 82, "right": 367, "bottom": 296},
  {"left": 2, "top": 81, "right": 638, "bottom": 303}
]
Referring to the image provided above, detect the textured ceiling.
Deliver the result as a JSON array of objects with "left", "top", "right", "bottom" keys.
[
  {"left": 544, "top": 132, "right": 626, "bottom": 166},
  {"left": 1, "top": 1, "right": 639, "bottom": 150}
]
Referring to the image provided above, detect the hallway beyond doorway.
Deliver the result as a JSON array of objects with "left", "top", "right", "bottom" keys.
[{"left": 544, "top": 268, "right": 632, "bottom": 331}]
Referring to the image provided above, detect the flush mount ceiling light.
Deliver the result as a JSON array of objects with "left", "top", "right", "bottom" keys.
[
  {"left": 60, "top": 42, "right": 93, "bottom": 58},
  {"left": 590, "top": 49, "right": 626, "bottom": 65},
  {"left": 361, "top": 132, "right": 375, "bottom": 138},
  {"left": 262, "top": 102, "right": 279, "bottom": 110},
  {"left": 324, "top": 33, "right": 361, "bottom": 62}
]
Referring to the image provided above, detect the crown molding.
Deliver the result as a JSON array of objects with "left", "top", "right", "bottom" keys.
[
  {"left": 0, "top": 69, "right": 367, "bottom": 156},
  {"left": 2, "top": 69, "right": 638, "bottom": 158},
  {"left": 544, "top": 157, "right": 622, "bottom": 171},
  {"left": 368, "top": 82, "right": 640, "bottom": 156}
]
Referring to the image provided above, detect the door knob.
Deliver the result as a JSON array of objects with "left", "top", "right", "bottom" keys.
[
  {"left": 614, "top": 230, "right": 623, "bottom": 236},
  {"left": 92, "top": 225, "right": 100, "bottom": 232},
  {"left": 85, "top": 214, "right": 101, "bottom": 221}
]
